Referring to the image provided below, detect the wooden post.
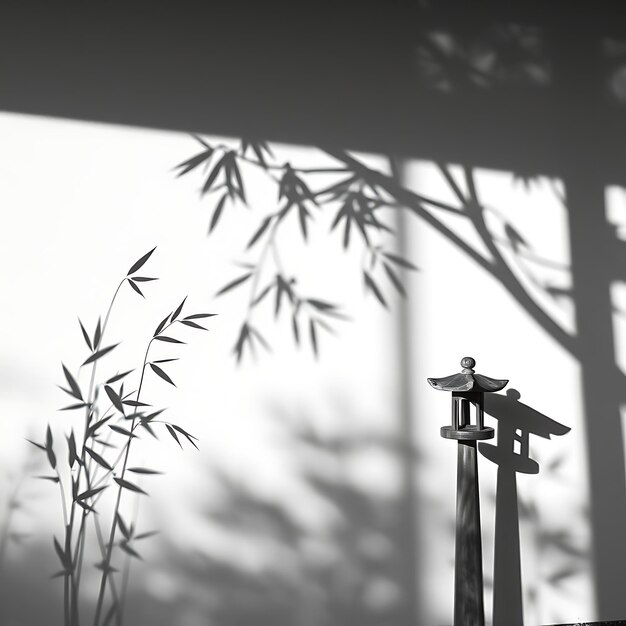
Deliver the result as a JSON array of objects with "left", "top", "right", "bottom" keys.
[
  {"left": 428, "top": 358, "right": 507, "bottom": 626},
  {"left": 455, "top": 439, "right": 485, "bottom": 626}
]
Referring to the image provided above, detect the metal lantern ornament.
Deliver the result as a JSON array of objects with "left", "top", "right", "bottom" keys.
[{"left": 428, "top": 357, "right": 508, "bottom": 626}]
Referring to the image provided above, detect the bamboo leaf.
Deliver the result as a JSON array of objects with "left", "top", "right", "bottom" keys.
[
  {"left": 150, "top": 363, "right": 176, "bottom": 386},
  {"left": 202, "top": 155, "right": 226, "bottom": 194},
  {"left": 277, "top": 200, "right": 293, "bottom": 220},
  {"left": 144, "top": 409, "right": 165, "bottom": 422},
  {"left": 114, "top": 477, "right": 147, "bottom": 495},
  {"left": 224, "top": 156, "right": 234, "bottom": 194},
  {"left": 78, "top": 319, "right": 93, "bottom": 351},
  {"left": 171, "top": 297, "right": 187, "bottom": 321},
  {"left": 257, "top": 141, "right": 274, "bottom": 162},
  {"left": 104, "top": 385, "right": 125, "bottom": 413},
  {"left": 86, "top": 416, "right": 111, "bottom": 438},
  {"left": 95, "top": 439, "right": 116, "bottom": 449},
  {"left": 180, "top": 320, "right": 207, "bottom": 330},
  {"left": 292, "top": 313, "right": 300, "bottom": 346},
  {"left": 127, "top": 247, "right": 156, "bottom": 276},
  {"left": 128, "top": 467, "right": 163, "bottom": 475},
  {"left": 165, "top": 425, "right": 182, "bottom": 448},
  {"left": 76, "top": 485, "right": 107, "bottom": 501},
  {"left": 26, "top": 438, "right": 46, "bottom": 451},
  {"left": 247, "top": 215, "right": 273, "bottom": 249},
  {"left": 309, "top": 319, "right": 318, "bottom": 358},
  {"left": 363, "top": 271, "right": 388, "bottom": 308},
  {"left": 62, "top": 364, "right": 82, "bottom": 401},
  {"left": 67, "top": 431, "right": 77, "bottom": 469},
  {"left": 82, "top": 344, "right": 119, "bottom": 366},
  {"left": 306, "top": 299, "right": 337, "bottom": 311},
  {"left": 232, "top": 159, "right": 246, "bottom": 204},
  {"left": 252, "top": 281, "right": 274, "bottom": 306},
  {"left": 134, "top": 530, "right": 159, "bottom": 540},
  {"left": 45, "top": 425, "right": 56, "bottom": 470},
  {"left": 132, "top": 277, "right": 158, "bottom": 282},
  {"left": 175, "top": 148, "right": 213, "bottom": 176},
  {"left": 37, "top": 475, "right": 60, "bottom": 483},
  {"left": 85, "top": 447, "right": 113, "bottom": 471},
  {"left": 77, "top": 500, "right": 98, "bottom": 514},
  {"left": 296, "top": 176, "right": 317, "bottom": 204},
  {"left": 298, "top": 204, "right": 309, "bottom": 240},
  {"left": 127, "top": 279, "right": 145, "bottom": 298},
  {"left": 314, "top": 317, "right": 335, "bottom": 334},
  {"left": 122, "top": 400, "right": 151, "bottom": 407},
  {"left": 169, "top": 422, "right": 196, "bottom": 440},
  {"left": 153, "top": 336, "right": 185, "bottom": 344},
  {"left": 120, "top": 541, "right": 142, "bottom": 560},
  {"left": 249, "top": 326, "right": 270, "bottom": 352},
  {"left": 355, "top": 216, "right": 371, "bottom": 246},
  {"left": 233, "top": 323, "right": 249, "bottom": 363},
  {"left": 183, "top": 313, "right": 217, "bottom": 320},
  {"left": 209, "top": 192, "right": 229, "bottom": 233},
  {"left": 57, "top": 385, "right": 74, "bottom": 399},
  {"left": 117, "top": 513, "right": 131, "bottom": 540},
  {"left": 53, "top": 536, "right": 71, "bottom": 571},
  {"left": 253, "top": 141, "right": 273, "bottom": 168},
  {"left": 93, "top": 317, "right": 102, "bottom": 350},
  {"left": 192, "top": 134, "right": 211, "bottom": 149},
  {"left": 109, "top": 424, "right": 136, "bottom": 438},
  {"left": 106, "top": 370, "right": 134, "bottom": 385},
  {"left": 318, "top": 175, "right": 358, "bottom": 199},
  {"left": 383, "top": 262, "right": 406, "bottom": 296},
  {"left": 141, "top": 421, "right": 158, "bottom": 439},
  {"left": 154, "top": 312, "right": 171, "bottom": 337},
  {"left": 381, "top": 251, "right": 418, "bottom": 270},
  {"left": 330, "top": 202, "right": 348, "bottom": 232},
  {"left": 343, "top": 213, "right": 352, "bottom": 249},
  {"left": 274, "top": 282, "right": 284, "bottom": 319},
  {"left": 59, "top": 402, "right": 90, "bottom": 411},
  {"left": 216, "top": 273, "right": 253, "bottom": 297},
  {"left": 170, "top": 424, "right": 199, "bottom": 449}
]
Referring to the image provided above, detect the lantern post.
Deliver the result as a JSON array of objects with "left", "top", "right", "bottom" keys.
[{"left": 428, "top": 357, "right": 508, "bottom": 626}]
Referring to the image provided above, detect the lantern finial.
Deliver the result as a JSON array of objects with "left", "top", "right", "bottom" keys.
[{"left": 461, "top": 356, "right": 476, "bottom": 373}]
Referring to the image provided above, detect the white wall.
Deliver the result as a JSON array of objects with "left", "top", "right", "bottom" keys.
[{"left": 0, "top": 111, "right": 603, "bottom": 625}]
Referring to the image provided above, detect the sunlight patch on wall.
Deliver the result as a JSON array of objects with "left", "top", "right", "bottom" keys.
[
  {"left": 403, "top": 158, "right": 591, "bottom": 626},
  {"left": 0, "top": 111, "right": 405, "bottom": 625},
  {"left": 606, "top": 186, "right": 626, "bottom": 378}
]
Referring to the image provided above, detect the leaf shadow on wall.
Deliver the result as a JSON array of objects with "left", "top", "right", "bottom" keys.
[{"left": 123, "top": 406, "right": 420, "bottom": 626}]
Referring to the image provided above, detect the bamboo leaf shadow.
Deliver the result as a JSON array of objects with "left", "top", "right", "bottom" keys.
[{"left": 143, "top": 417, "right": 411, "bottom": 626}]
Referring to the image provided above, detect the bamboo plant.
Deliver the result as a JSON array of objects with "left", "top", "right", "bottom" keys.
[{"left": 29, "top": 247, "right": 215, "bottom": 626}]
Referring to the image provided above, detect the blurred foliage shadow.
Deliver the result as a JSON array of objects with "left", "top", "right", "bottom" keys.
[{"left": 124, "top": 407, "right": 414, "bottom": 626}]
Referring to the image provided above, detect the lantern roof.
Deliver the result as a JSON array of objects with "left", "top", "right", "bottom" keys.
[{"left": 427, "top": 357, "right": 508, "bottom": 393}]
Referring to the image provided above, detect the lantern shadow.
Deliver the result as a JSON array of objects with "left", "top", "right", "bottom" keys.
[{"left": 479, "top": 389, "right": 571, "bottom": 626}]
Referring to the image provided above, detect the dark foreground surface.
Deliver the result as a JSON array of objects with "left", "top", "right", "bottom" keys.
[
  {"left": 442, "top": 621, "right": 626, "bottom": 626},
  {"left": 441, "top": 622, "right": 626, "bottom": 625},
  {"left": 545, "top": 622, "right": 626, "bottom": 625}
]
